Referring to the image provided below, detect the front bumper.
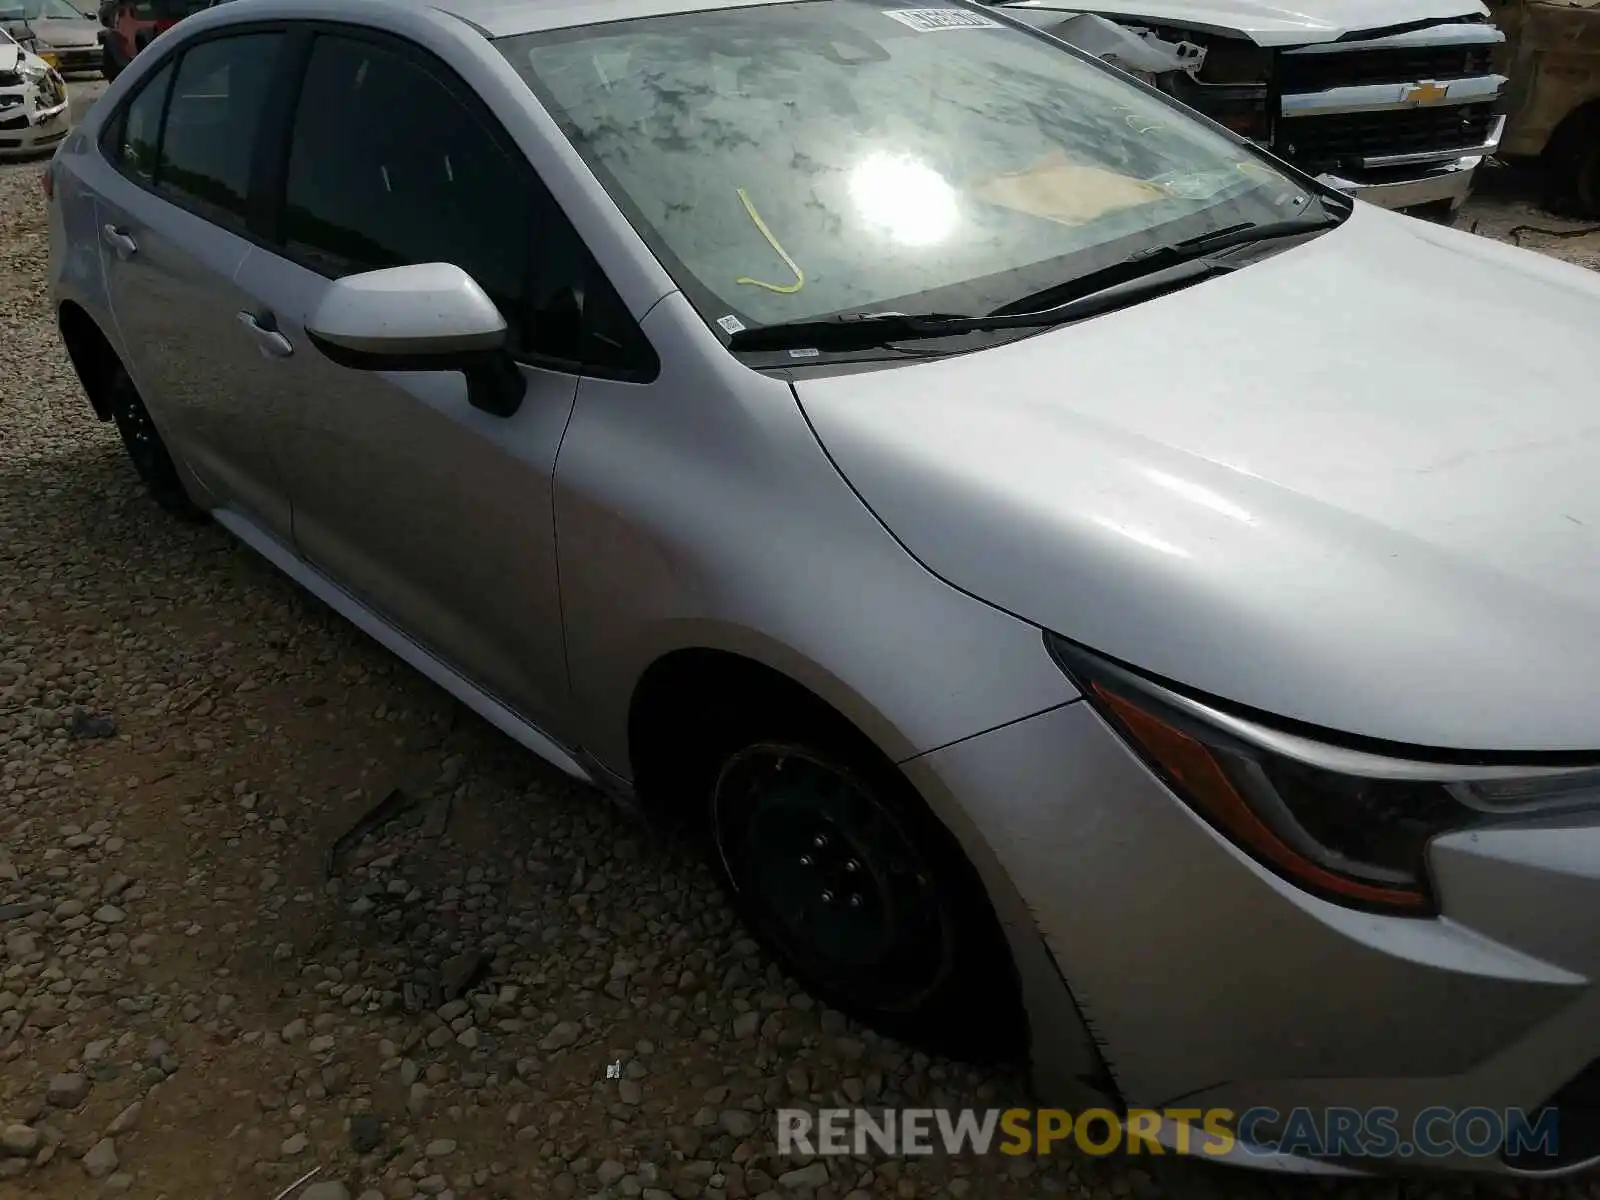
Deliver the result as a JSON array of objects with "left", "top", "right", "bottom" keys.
[
  {"left": 42, "top": 45, "right": 103, "bottom": 74},
  {"left": 0, "top": 89, "right": 69, "bottom": 158},
  {"left": 1307, "top": 115, "right": 1507, "bottom": 214},
  {"left": 1316, "top": 153, "right": 1484, "bottom": 213},
  {"left": 911, "top": 699, "right": 1600, "bottom": 1176},
  {"left": 1305, "top": 112, "right": 1504, "bottom": 214}
]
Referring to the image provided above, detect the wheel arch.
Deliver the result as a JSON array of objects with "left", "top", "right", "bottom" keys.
[
  {"left": 1546, "top": 93, "right": 1600, "bottom": 160},
  {"left": 1541, "top": 96, "right": 1600, "bottom": 217},
  {"left": 623, "top": 637, "right": 1109, "bottom": 1086},
  {"left": 626, "top": 638, "right": 921, "bottom": 797},
  {"left": 57, "top": 300, "right": 120, "bottom": 422},
  {"left": 626, "top": 644, "right": 1025, "bottom": 1042}
]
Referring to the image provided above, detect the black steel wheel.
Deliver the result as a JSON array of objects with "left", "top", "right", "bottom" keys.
[
  {"left": 707, "top": 733, "right": 1021, "bottom": 1058},
  {"left": 106, "top": 368, "right": 201, "bottom": 518}
]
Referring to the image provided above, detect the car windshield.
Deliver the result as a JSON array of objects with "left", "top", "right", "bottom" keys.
[
  {"left": 1, "top": 0, "right": 84, "bottom": 18},
  {"left": 498, "top": 0, "right": 1323, "bottom": 334}
]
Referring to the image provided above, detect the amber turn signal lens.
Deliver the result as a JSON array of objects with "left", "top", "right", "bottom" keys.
[{"left": 1092, "top": 683, "right": 1429, "bottom": 912}]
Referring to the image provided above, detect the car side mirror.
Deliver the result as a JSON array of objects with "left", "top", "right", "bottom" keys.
[{"left": 306, "top": 263, "right": 527, "bottom": 418}]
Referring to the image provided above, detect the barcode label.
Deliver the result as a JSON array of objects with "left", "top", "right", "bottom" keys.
[{"left": 882, "top": 8, "right": 1002, "bottom": 32}]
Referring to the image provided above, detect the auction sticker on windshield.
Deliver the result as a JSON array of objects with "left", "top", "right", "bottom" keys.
[{"left": 881, "top": 8, "right": 1001, "bottom": 31}]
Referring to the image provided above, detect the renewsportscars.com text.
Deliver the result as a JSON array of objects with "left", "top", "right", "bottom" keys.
[{"left": 777, "top": 1106, "right": 1561, "bottom": 1161}]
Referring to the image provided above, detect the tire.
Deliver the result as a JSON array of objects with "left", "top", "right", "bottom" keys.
[
  {"left": 106, "top": 368, "right": 202, "bottom": 519},
  {"left": 1543, "top": 107, "right": 1600, "bottom": 220},
  {"left": 704, "top": 714, "right": 1023, "bottom": 1060}
]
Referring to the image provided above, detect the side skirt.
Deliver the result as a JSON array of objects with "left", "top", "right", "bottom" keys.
[{"left": 211, "top": 508, "right": 596, "bottom": 788}]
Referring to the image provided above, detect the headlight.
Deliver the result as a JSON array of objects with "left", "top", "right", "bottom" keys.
[
  {"left": 1192, "top": 35, "right": 1270, "bottom": 85},
  {"left": 1147, "top": 29, "right": 1272, "bottom": 141},
  {"left": 1048, "top": 635, "right": 1600, "bottom": 915}
]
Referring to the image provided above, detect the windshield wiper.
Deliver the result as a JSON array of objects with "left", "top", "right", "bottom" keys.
[
  {"left": 726, "top": 255, "right": 1235, "bottom": 354},
  {"left": 990, "top": 210, "right": 1342, "bottom": 318},
  {"left": 1166, "top": 211, "right": 1345, "bottom": 257}
]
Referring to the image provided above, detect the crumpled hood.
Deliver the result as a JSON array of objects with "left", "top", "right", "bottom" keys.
[
  {"left": 994, "top": 0, "right": 1490, "bottom": 44},
  {"left": 795, "top": 204, "right": 1600, "bottom": 752}
]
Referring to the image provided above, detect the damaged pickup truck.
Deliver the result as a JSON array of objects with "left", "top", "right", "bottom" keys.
[
  {"left": 988, "top": 0, "right": 1510, "bottom": 218},
  {"left": 1488, "top": 0, "right": 1600, "bottom": 216}
]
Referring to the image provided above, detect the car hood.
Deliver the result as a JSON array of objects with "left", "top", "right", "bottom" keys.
[
  {"left": 30, "top": 15, "right": 101, "bottom": 45},
  {"left": 992, "top": 0, "right": 1490, "bottom": 44},
  {"left": 795, "top": 204, "right": 1600, "bottom": 753},
  {"left": 0, "top": 42, "right": 17, "bottom": 72}
]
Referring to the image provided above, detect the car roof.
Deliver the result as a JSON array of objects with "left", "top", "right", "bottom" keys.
[{"left": 400, "top": 0, "right": 823, "bottom": 40}]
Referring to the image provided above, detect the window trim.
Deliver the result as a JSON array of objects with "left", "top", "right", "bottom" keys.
[{"left": 246, "top": 23, "right": 311, "bottom": 242}]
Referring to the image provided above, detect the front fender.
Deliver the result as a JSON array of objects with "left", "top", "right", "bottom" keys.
[{"left": 554, "top": 293, "right": 1077, "bottom": 781}]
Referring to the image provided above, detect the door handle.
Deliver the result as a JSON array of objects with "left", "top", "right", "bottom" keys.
[
  {"left": 101, "top": 223, "right": 137, "bottom": 260},
  {"left": 236, "top": 311, "right": 294, "bottom": 359}
]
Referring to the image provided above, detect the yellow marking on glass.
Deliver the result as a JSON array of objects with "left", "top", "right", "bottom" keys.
[{"left": 734, "top": 187, "right": 805, "bottom": 295}]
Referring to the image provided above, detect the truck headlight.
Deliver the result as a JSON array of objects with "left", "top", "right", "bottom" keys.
[
  {"left": 1193, "top": 35, "right": 1270, "bottom": 85},
  {"left": 1048, "top": 635, "right": 1600, "bottom": 915},
  {"left": 1151, "top": 32, "right": 1271, "bottom": 141}
]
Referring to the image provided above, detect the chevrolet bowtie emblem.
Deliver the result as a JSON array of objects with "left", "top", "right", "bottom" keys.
[{"left": 1402, "top": 81, "right": 1450, "bottom": 106}]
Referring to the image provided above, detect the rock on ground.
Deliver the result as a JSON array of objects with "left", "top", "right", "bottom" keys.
[
  {"left": 0, "top": 1124, "right": 40, "bottom": 1157},
  {"left": 81, "top": 1138, "right": 118, "bottom": 1179}
]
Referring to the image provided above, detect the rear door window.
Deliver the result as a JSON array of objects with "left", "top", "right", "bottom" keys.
[
  {"left": 155, "top": 33, "right": 283, "bottom": 228},
  {"left": 108, "top": 56, "right": 172, "bottom": 184}
]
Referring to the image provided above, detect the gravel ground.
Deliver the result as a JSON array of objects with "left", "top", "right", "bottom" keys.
[
  {"left": 3, "top": 80, "right": 1600, "bottom": 1200},
  {"left": 1458, "top": 161, "right": 1600, "bottom": 271}
]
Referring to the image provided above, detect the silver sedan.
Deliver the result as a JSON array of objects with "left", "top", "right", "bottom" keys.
[{"left": 44, "top": 0, "right": 1600, "bottom": 1176}]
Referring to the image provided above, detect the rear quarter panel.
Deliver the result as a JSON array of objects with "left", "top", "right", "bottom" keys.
[{"left": 49, "top": 127, "right": 119, "bottom": 359}]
